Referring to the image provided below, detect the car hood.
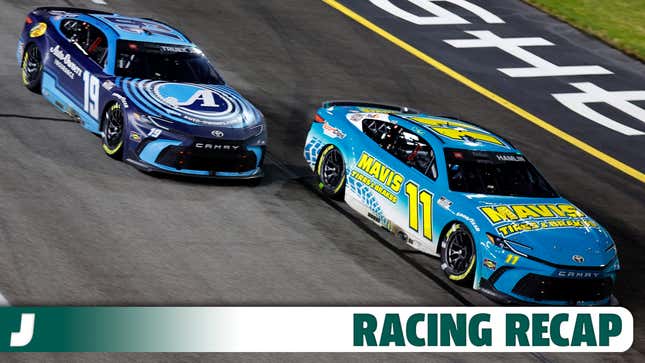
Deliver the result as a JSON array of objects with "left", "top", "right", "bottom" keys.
[
  {"left": 119, "top": 79, "right": 263, "bottom": 131},
  {"left": 462, "top": 194, "right": 616, "bottom": 268}
]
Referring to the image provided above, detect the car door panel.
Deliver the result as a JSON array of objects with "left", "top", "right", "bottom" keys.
[{"left": 344, "top": 115, "right": 438, "bottom": 254}]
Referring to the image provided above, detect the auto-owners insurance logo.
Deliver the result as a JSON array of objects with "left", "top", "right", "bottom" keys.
[{"left": 155, "top": 83, "right": 233, "bottom": 114}]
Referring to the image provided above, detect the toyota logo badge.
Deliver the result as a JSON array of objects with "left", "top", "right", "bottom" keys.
[
  {"left": 572, "top": 255, "right": 584, "bottom": 264},
  {"left": 211, "top": 130, "right": 224, "bottom": 138}
]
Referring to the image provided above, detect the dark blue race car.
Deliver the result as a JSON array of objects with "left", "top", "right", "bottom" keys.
[{"left": 17, "top": 7, "right": 266, "bottom": 179}]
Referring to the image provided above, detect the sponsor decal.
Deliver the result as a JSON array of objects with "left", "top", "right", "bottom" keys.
[
  {"left": 129, "top": 131, "right": 141, "bottom": 142},
  {"left": 350, "top": 170, "right": 399, "bottom": 203},
  {"left": 495, "top": 218, "right": 598, "bottom": 237},
  {"left": 483, "top": 258, "right": 496, "bottom": 270},
  {"left": 195, "top": 143, "right": 241, "bottom": 151},
  {"left": 437, "top": 196, "right": 453, "bottom": 210},
  {"left": 355, "top": 152, "right": 404, "bottom": 192},
  {"left": 124, "top": 81, "right": 254, "bottom": 126},
  {"left": 29, "top": 22, "right": 47, "bottom": 38},
  {"left": 159, "top": 45, "right": 194, "bottom": 53},
  {"left": 322, "top": 122, "right": 346, "bottom": 139},
  {"left": 367, "top": 212, "right": 380, "bottom": 223},
  {"left": 347, "top": 112, "right": 392, "bottom": 123},
  {"left": 358, "top": 107, "right": 400, "bottom": 114},
  {"left": 49, "top": 45, "right": 83, "bottom": 80},
  {"left": 102, "top": 80, "right": 115, "bottom": 91},
  {"left": 479, "top": 203, "right": 598, "bottom": 236},
  {"left": 557, "top": 271, "right": 600, "bottom": 278},
  {"left": 456, "top": 212, "right": 480, "bottom": 232},
  {"left": 112, "top": 93, "right": 129, "bottom": 108},
  {"left": 351, "top": 152, "right": 405, "bottom": 203},
  {"left": 347, "top": 113, "right": 365, "bottom": 122},
  {"left": 350, "top": 152, "right": 405, "bottom": 203},
  {"left": 164, "top": 89, "right": 223, "bottom": 110},
  {"left": 480, "top": 204, "right": 586, "bottom": 224}
]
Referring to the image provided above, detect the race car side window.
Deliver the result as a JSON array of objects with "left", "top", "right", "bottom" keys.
[
  {"left": 362, "top": 119, "right": 438, "bottom": 180},
  {"left": 60, "top": 20, "right": 108, "bottom": 68}
]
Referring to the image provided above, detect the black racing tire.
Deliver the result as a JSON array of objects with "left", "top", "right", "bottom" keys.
[
  {"left": 315, "top": 144, "right": 346, "bottom": 199},
  {"left": 21, "top": 44, "right": 43, "bottom": 93},
  {"left": 101, "top": 102, "right": 125, "bottom": 160},
  {"left": 440, "top": 223, "right": 476, "bottom": 286}
]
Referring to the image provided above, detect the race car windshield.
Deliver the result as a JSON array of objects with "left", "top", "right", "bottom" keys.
[
  {"left": 445, "top": 149, "right": 558, "bottom": 197},
  {"left": 114, "top": 40, "right": 224, "bottom": 84}
]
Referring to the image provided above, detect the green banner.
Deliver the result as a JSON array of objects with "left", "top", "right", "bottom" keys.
[{"left": 0, "top": 307, "right": 633, "bottom": 352}]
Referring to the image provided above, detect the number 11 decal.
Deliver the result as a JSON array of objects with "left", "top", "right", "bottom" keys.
[
  {"left": 82, "top": 71, "right": 100, "bottom": 119},
  {"left": 405, "top": 181, "right": 433, "bottom": 240}
]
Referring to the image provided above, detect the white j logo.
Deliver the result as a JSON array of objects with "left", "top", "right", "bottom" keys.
[{"left": 10, "top": 313, "right": 35, "bottom": 347}]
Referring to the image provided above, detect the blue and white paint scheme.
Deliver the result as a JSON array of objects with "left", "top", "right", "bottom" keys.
[
  {"left": 122, "top": 80, "right": 262, "bottom": 127},
  {"left": 17, "top": 7, "right": 266, "bottom": 178}
]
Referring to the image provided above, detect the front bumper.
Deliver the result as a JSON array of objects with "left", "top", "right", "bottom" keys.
[
  {"left": 477, "top": 243, "right": 618, "bottom": 306},
  {"left": 127, "top": 137, "right": 265, "bottom": 179}
]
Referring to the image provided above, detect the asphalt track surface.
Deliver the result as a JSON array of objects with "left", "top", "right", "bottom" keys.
[{"left": 0, "top": 0, "right": 643, "bottom": 361}]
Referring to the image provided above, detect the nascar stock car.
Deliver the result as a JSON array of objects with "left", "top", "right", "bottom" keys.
[
  {"left": 17, "top": 7, "right": 266, "bottom": 179},
  {"left": 304, "top": 101, "right": 620, "bottom": 305}
]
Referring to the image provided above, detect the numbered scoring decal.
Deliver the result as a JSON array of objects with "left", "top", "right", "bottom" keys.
[
  {"left": 82, "top": 71, "right": 100, "bottom": 119},
  {"left": 405, "top": 181, "right": 433, "bottom": 240},
  {"left": 148, "top": 128, "right": 162, "bottom": 138}
]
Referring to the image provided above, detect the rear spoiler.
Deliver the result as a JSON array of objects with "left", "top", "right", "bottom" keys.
[
  {"left": 33, "top": 7, "right": 114, "bottom": 16},
  {"left": 321, "top": 100, "right": 418, "bottom": 114}
]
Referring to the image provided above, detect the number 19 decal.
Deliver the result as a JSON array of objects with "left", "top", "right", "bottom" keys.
[
  {"left": 82, "top": 71, "right": 100, "bottom": 119},
  {"left": 405, "top": 181, "right": 433, "bottom": 240}
]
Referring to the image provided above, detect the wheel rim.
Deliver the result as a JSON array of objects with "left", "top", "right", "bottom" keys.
[
  {"left": 103, "top": 105, "right": 123, "bottom": 148},
  {"left": 321, "top": 148, "right": 344, "bottom": 190},
  {"left": 23, "top": 46, "right": 41, "bottom": 83},
  {"left": 445, "top": 228, "right": 474, "bottom": 274}
]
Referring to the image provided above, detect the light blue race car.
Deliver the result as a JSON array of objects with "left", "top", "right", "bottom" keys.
[{"left": 304, "top": 101, "right": 619, "bottom": 305}]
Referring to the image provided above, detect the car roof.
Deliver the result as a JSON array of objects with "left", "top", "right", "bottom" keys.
[
  {"left": 329, "top": 104, "right": 520, "bottom": 153},
  {"left": 399, "top": 114, "right": 518, "bottom": 152},
  {"left": 88, "top": 13, "right": 192, "bottom": 45}
]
